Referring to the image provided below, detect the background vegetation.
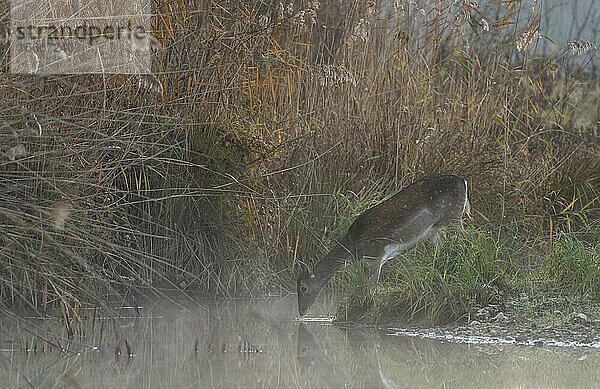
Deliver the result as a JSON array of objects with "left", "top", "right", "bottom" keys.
[{"left": 0, "top": 0, "right": 598, "bottom": 322}]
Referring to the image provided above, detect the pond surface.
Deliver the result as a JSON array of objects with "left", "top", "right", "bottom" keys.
[{"left": 1, "top": 296, "right": 599, "bottom": 388}]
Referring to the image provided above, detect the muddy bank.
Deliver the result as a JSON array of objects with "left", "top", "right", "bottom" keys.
[{"left": 387, "top": 292, "right": 600, "bottom": 348}]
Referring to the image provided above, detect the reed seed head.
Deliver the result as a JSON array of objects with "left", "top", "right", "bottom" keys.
[{"left": 568, "top": 40, "right": 597, "bottom": 55}]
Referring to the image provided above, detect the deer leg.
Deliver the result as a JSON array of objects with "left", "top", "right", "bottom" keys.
[
  {"left": 376, "top": 260, "right": 385, "bottom": 283},
  {"left": 361, "top": 259, "right": 380, "bottom": 297}
]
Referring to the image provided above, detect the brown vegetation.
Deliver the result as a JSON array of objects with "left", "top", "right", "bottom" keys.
[{"left": 0, "top": 1, "right": 598, "bottom": 319}]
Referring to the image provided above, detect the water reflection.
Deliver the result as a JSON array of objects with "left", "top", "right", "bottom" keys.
[
  {"left": 0, "top": 297, "right": 598, "bottom": 388},
  {"left": 296, "top": 323, "right": 351, "bottom": 387}
]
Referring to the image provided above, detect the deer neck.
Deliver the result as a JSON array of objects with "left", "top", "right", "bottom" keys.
[{"left": 313, "top": 236, "right": 354, "bottom": 285}]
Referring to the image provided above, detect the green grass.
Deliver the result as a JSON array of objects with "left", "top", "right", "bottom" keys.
[
  {"left": 334, "top": 228, "right": 515, "bottom": 324},
  {"left": 538, "top": 234, "right": 600, "bottom": 299},
  {"left": 331, "top": 227, "right": 600, "bottom": 324}
]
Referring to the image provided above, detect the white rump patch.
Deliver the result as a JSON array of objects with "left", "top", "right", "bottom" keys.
[{"left": 463, "top": 179, "right": 470, "bottom": 216}]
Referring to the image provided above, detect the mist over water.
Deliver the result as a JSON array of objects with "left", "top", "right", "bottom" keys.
[
  {"left": 1, "top": 1, "right": 598, "bottom": 387},
  {"left": 1, "top": 298, "right": 598, "bottom": 388}
]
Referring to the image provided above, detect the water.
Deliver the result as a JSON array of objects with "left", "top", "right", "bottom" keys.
[{"left": 1, "top": 297, "right": 599, "bottom": 388}]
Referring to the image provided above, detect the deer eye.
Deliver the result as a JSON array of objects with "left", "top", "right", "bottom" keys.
[{"left": 299, "top": 285, "right": 308, "bottom": 293}]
